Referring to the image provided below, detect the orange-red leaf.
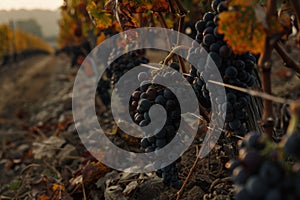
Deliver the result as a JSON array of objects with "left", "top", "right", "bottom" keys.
[
  {"left": 122, "top": 0, "right": 152, "bottom": 13},
  {"left": 218, "top": 0, "right": 286, "bottom": 55},
  {"left": 116, "top": 1, "right": 139, "bottom": 31},
  {"left": 38, "top": 195, "right": 50, "bottom": 200},
  {"left": 218, "top": 6, "right": 266, "bottom": 55},
  {"left": 152, "top": 0, "right": 169, "bottom": 12},
  {"left": 52, "top": 183, "right": 65, "bottom": 192},
  {"left": 228, "top": 0, "right": 254, "bottom": 6}
]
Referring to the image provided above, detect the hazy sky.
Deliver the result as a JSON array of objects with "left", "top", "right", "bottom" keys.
[{"left": 0, "top": 0, "right": 63, "bottom": 10}]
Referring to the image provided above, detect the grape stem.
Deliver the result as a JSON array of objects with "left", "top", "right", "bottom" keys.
[
  {"left": 187, "top": 112, "right": 206, "bottom": 122},
  {"left": 208, "top": 80, "right": 295, "bottom": 105},
  {"left": 157, "top": 12, "right": 168, "bottom": 29},
  {"left": 257, "top": 0, "right": 279, "bottom": 139},
  {"left": 82, "top": 181, "right": 87, "bottom": 200},
  {"left": 168, "top": 0, "right": 189, "bottom": 73},
  {"left": 198, "top": 104, "right": 210, "bottom": 123},
  {"left": 176, "top": 128, "right": 214, "bottom": 200},
  {"left": 177, "top": 55, "right": 188, "bottom": 73},
  {"left": 176, "top": 143, "right": 204, "bottom": 200},
  {"left": 176, "top": 11, "right": 185, "bottom": 43},
  {"left": 275, "top": 41, "right": 300, "bottom": 76},
  {"left": 167, "top": 0, "right": 176, "bottom": 14},
  {"left": 163, "top": 45, "right": 190, "bottom": 65},
  {"left": 140, "top": 63, "right": 160, "bottom": 70},
  {"left": 149, "top": 13, "right": 156, "bottom": 27},
  {"left": 176, "top": 13, "right": 188, "bottom": 73},
  {"left": 186, "top": 108, "right": 210, "bottom": 123},
  {"left": 138, "top": 13, "right": 144, "bottom": 27},
  {"left": 172, "top": 0, "right": 188, "bottom": 15}
]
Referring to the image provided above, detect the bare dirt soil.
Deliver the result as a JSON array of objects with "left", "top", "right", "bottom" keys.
[{"left": 0, "top": 54, "right": 70, "bottom": 119}]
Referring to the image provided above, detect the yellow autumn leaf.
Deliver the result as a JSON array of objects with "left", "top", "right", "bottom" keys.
[
  {"left": 152, "top": 0, "right": 169, "bottom": 12},
  {"left": 87, "top": 1, "right": 113, "bottom": 30},
  {"left": 52, "top": 183, "right": 65, "bottom": 192},
  {"left": 218, "top": 3, "right": 266, "bottom": 54},
  {"left": 228, "top": 0, "right": 255, "bottom": 7},
  {"left": 218, "top": 0, "right": 286, "bottom": 55},
  {"left": 97, "top": 32, "right": 106, "bottom": 45},
  {"left": 122, "top": 0, "right": 153, "bottom": 13},
  {"left": 116, "top": 1, "right": 139, "bottom": 31},
  {"left": 38, "top": 195, "right": 50, "bottom": 200}
]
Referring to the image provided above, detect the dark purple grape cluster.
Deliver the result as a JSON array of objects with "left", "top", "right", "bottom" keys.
[
  {"left": 106, "top": 48, "right": 149, "bottom": 86},
  {"left": 130, "top": 86, "right": 181, "bottom": 133},
  {"left": 96, "top": 47, "right": 149, "bottom": 107},
  {"left": 228, "top": 131, "right": 300, "bottom": 199},
  {"left": 155, "top": 161, "right": 182, "bottom": 189},
  {"left": 187, "top": 0, "right": 260, "bottom": 136},
  {"left": 128, "top": 63, "right": 183, "bottom": 189}
]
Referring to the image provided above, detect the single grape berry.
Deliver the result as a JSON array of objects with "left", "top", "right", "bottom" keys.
[
  {"left": 229, "top": 119, "right": 242, "bottom": 130},
  {"left": 132, "top": 91, "right": 141, "bottom": 100},
  {"left": 217, "top": 1, "right": 228, "bottom": 13},
  {"left": 203, "top": 12, "right": 215, "bottom": 22},
  {"left": 146, "top": 88, "right": 157, "bottom": 101},
  {"left": 225, "top": 66, "right": 238, "bottom": 79},
  {"left": 140, "top": 81, "right": 151, "bottom": 91},
  {"left": 203, "top": 27, "right": 214, "bottom": 36},
  {"left": 209, "top": 42, "right": 221, "bottom": 52},
  {"left": 213, "top": 27, "right": 223, "bottom": 39},
  {"left": 211, "top": 0, "right": 220, "bottom": 12},
  {"left": 219, "top": 45, "right": 232, "bottom": 58},
  {"left": 155, "top": 95, "right": 167, "bottom": 105},
  {"left": 195, "top": 20, "right": 206, "bottom": 32},
  {"left": 164, "top": 88, "right": 175, "bottom": 99},
  {"left": 138, "top": 99, "right": 152, "bottom": 112},
  {"left": 203, "top": 34, "right": 216, "bottom": 46},
  {"left": 239, "top": 150, "right": 262, "bottom": 173},
  {"left": 141, "top": 138, "right": 150, "bottom": 148}
]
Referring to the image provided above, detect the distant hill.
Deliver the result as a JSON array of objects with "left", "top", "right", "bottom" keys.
[{"left": 0, "top": 9, "right": 60, "bottom": 38}]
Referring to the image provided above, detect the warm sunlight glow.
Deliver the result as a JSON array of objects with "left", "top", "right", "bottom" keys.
[{"left": 0, "top": 0, "right": 63, "bottom": 10}]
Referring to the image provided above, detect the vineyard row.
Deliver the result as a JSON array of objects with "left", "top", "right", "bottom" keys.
[{"left": 0, "top": 24, "right": 54, "bottom": 65}]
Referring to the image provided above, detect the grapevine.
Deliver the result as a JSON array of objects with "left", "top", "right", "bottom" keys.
[
  {"left": 54, "top": 0, "right": 300, "bottom": 199},
  {"left": 0, "top": 24, "right": 53, "bottom": 65}
]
